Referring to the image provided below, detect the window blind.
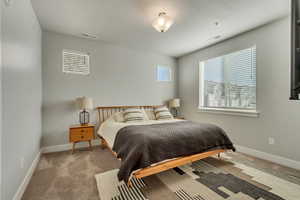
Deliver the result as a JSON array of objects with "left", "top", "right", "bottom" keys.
[
  {"left": 226, "top": 47, "right": 256, "bottom": 87},
  {"left": 201, "top": 46, "right": 256, "bottom": 109}
]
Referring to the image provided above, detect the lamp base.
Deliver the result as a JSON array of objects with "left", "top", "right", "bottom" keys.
[
  {"left": 171, "top": 108, "right": 178, "bottom": 117},
  {"left": 79, "top": 110, "right": 90, "bottom": 125}
]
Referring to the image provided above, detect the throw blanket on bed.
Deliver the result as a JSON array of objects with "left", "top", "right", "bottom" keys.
[{"left": 112, "top": 120, "right": 235, "bottom": 182}]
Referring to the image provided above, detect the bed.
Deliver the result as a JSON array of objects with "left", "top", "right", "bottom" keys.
[{"left": 96, "top": 105, "right": 235, "bottom": 186}]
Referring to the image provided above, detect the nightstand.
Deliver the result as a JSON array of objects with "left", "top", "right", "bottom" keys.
[{"left": 69, "top": 124, "right": 95, "bottom": 153}]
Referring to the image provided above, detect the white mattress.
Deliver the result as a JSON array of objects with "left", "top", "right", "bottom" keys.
[{"left": 97, "top": 117, "right": 183, "bottom": 148}]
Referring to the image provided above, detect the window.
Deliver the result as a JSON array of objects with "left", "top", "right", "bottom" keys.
[
  {"left": 63, "top": 50, "right": 90, "bottom": 75},
  {"left": 157, "top": 65, "right": 171, "bottom": 81},
  {"left": 199, "top": 46, "right": 257, "bottom": 115}
]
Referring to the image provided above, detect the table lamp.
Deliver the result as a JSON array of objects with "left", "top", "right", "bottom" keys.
[
  {"left": 76, "top": 96, "right": 93, "bottom": 125},
  {"left": 169, "top": 98, "right": 180, "bottom": 117}
]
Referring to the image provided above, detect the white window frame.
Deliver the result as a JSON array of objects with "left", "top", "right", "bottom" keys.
[
  {"left": 156, "top": 65, "right": 172, "bottom": 82},
  {"left": 198, "top": 48, "right": 259, "bottom": 117},
  {"left": 62, "top": 49, "right": 90, "bottom": 75}
]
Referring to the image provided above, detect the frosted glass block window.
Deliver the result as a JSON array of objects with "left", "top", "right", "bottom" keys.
[{"left": 157, "top": 65, "right": 171, "bottom": 81}]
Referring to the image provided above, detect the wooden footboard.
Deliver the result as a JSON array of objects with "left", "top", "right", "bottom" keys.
[
  {"left": 99, "top": 136, "right": 226, "bottom": 186},
  {"left": 133, "top": 149, "right": 225, "bottom": 179}
]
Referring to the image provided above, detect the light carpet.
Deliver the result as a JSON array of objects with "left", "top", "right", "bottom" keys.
[{"left": 95, "top": 155, "right": 300, "bottom": 200}]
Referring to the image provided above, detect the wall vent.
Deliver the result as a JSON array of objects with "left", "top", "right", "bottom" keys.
[
  {"left": 82, "top": 33, "right": 98, "bottom": 39},
  {"left": 62, "top": 50, "right": 90, "bottom": 75}
]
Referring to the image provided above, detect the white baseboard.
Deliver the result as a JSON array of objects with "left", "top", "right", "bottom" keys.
[
  {"left": 42, "top": 140, "right": 100, "bottom": 153},
  {"left": 12, "top": 143, "right": 299, "bottom": 200},
  {"left": 12, "top": 140, "right": 100, "bottom": 199},
  {"left": 235, "top": 145, "right": 300, "bottom": 170},
  {"left": 13, "top": 151, "right": 41, "bottom": 200},
  {"left": 41, "top": 142, "right": 300, "bottom": 170}
]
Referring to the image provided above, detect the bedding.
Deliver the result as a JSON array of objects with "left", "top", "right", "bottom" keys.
[
  {"left": 98, "top": 116, "right": 182, "bottom": 148},
  {"left": 123, "top": 108, "right": 146, "bottom": 122},
  {"left": 99, "top": 117, "right": 235, "bottom": 183},
  {"left": 154, "top": 106, "right": 173, "bottom": 120},
  {"left": 141, "top": 108, "right": 150, "bottom": 120},
  {"left": 113, "top": 109, "right": 149, "bottom": 122},
  {"left": 113, "top": 112, "right": 125, "bottom": 122},
  {"left": 143, "top": 109, "right": 156, "bottom": 120}
]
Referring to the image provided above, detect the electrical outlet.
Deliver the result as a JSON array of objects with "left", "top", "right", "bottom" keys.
[
  {"left": 20, "top": 157, "right": 25, "bottom": 169},
  {"left": 268, "top": 137, "right": 275, "bottom": 145}
]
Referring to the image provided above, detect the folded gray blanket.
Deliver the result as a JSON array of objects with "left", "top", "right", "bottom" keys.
[{"left": 112, "top": 121, "right": 235, "bottom": 182}]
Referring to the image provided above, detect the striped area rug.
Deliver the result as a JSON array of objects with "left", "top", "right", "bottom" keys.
[
  {"left": 95, "top": 155, "right": 300, "bottom": 200},
  {"left": 95, "top": 169, "right": 147, "bottom": 200}
]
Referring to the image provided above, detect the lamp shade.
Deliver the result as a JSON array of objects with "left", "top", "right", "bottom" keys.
[
  {"left": 76, "top": 96, "right": 93, "bottom": 110},
  {"left": 169, "top": 98, "right": 180, "bottom": 108}
]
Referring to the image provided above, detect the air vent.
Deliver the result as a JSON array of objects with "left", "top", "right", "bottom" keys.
[
  {"left": 206, "top": 35, "right": 222, "bottom": 42},
  {"left": 213, "top": 35, "right": 222, "bottom": 40},
  {"left": 62, "top": 50, "right": 90, "bottom": 75},
  {"left": 81, "top": 33, "right": 98, "bottom": 39}
]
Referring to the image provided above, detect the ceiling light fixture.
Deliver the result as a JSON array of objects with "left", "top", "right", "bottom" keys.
[{"left": 152, "top": 12, "right": 174, "bottom": 33}]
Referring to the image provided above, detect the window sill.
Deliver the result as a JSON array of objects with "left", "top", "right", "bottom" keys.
[{"left": 198, "top": 107, "right": 260, "bottom": 117}]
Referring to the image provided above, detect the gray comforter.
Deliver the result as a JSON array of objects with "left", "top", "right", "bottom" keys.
[{"left": 112, "top": 121, "right": 235, "bottom": 182}]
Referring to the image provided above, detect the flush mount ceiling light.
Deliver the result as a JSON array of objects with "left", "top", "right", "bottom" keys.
[{"left": 152, "top": 12, "right": 174, "bottom": 33}]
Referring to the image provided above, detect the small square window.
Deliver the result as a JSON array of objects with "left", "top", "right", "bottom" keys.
[{"left": 157, "top": 65, "right": 171, "bottom": 81}]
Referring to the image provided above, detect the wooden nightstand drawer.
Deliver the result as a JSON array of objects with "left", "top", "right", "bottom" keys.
[
  {"left": 71, "top": 127, "right": 93, "bottom": 136},
  {"left": 69, "top": 124, "right": 95, "bottom": 153},
  {"left": 70, "top": 133, "right": 91, "bottom": 142},
  {"left": 70, "top": 128, "right": 94, "bottom": 142}
]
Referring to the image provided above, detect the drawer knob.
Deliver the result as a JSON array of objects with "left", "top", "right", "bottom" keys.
[
  {"left": 81, "top": 130, "right": 84, "bottom": 132},
  {"left": 81, "top": 136, "right": 84, "bottom": 139}
]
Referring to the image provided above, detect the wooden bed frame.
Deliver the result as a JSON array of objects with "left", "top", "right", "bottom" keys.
[{"left": 96, "top": 105, "right": 226, "bottom": 186}]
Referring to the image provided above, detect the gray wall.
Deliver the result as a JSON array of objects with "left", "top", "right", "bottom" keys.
[
  {"left": 178, "top": 17, "right": 300, "bottom": 162},
  {"left": 2, "top": 0, "right": 42, "bottom": 199},
  {"left": 42, "top": 31, "right": 177, "bottom": 147}
]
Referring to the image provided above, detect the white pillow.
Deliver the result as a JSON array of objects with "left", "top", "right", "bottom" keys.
[
  {"left": 123, "top": 108, "right": 146, "bottom": 123},
  {"left": 154, "top": 106, "right": 174, "bottom": 120},
  {"left": 113, "top": 112, "right": 125, "bottom": 122},
  {"left": 143, "top": 109, "right": 156, "bottom": 120}
]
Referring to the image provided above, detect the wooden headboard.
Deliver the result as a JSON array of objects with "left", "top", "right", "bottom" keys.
[{"left": 96, "top": 105, "right": 163, "bottom": 124}]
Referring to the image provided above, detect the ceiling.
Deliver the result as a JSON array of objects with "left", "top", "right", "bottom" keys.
[{"left": 31, "top": 0, "right": 290, "bottom": 57}]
